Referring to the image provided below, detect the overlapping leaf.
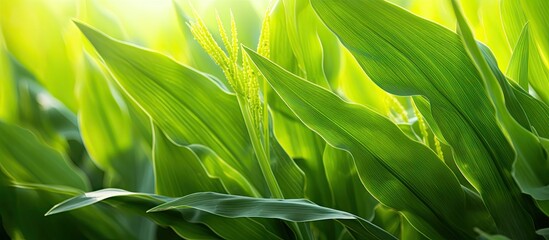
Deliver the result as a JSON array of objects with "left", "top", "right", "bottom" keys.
[
  {"left": 310, "top": 0, "right": 545, "bottom": 238},
  {"left": 0, "top": 122, "right": 133, "bottom": 239},
  {"left": 245, "top": 47, "right": 493, "bottom": 239},
  {"left": 74, "top": 21, "right": 268, "bottom": 197}
]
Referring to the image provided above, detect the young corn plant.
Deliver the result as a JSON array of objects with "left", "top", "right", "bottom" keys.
[{"left": 1, "top": 0, "right": 549, "bottom": 239}]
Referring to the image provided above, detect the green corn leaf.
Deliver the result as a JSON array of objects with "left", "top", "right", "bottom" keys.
[
  {"left": 73, "top": 20, "right": 267, "bottom": 197},
  {"left": 501, "top": 0, "right": 527, "bottom": 48},
  {"left": 45, "top": 189, "right": 171, "bottom": 216},
  {"left": 44, "top": 188, "right": 212, "bottom": 239},
  {"left": 521, "top": 0, "right": 549, "bottom": 69},
  {"left": 280, "top": 0, "right": 334, "bottom": 88},
  {"left": 153, "top": 125, "right": 226, "bottom": 196},
  {"left": 153, "top": 125, "right": 293, "bottom": 239},
  {"left": 0, "top": 121, "right": 88, "bottom": 190},
  {"left": 505, "top": 23, "right": 549, "bottom": 105},
  {"left": 323, "top": 145, "right": 376, "bottom": 219},
  {"left": 150, "top": 191, "right": 395, "bottom": 240},
  {"left": 74, "top": 20, "right": 305, "bottom": 202},
  {"left": 244, "top": 47, "right": 493, "bottom": 239},
  {"left": 0, "top": 0, "right": 78, "bottom": 111},
  {"left": 371, "top": 205, "right": 401, "bottom": 237},
  {"left": 78, "top": 53, "right": 152, "bottom": 192},
  {"left": 46, "top": 188, "right": 291, "bottom": 240},
  {"left": 149, "top": 192, "right": 353, "bottom": 221},
  {"left": 0, "top": 184, "right": 135, "bottom": 240},
  {"left": 310, "top": 0, "right": 545, "bottom": 237},
  {"left": 506, "top": 24, "right": 531, "bottom": 89},
  {"left": 43, "top": 188, "right": 219, "bottom": 239},
  {"left": 480, "top": 39, "right": 549, "bottom": 140},
  {"left": 452, "top": 0, "right": 549, "bottom": 215},
  {"left": 0, "top": 123, "right": 132, "bottom": 239},
  {"left": 6, "top": 54, "right": 80, "bottom": 150},
  {"left": 269, "top": 2, "right": 332, "bottom": 208},
  {"left": 187, "top": 144, "right": 260, "bottom": 196}
]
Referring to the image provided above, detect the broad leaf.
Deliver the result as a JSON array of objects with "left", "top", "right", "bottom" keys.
[
  {"left": 78, "top": 54, "right": 152, "bottom": 192},
  {"left": 150, "top": 191, "right": 395, "bottom": 240},
  {"left": 0, "top": 122, "right": 88, "bottom": 189},
  {"left": 47, "top": 189, "right": 289, "bottom": 240},
  {"left": 310, "top": 0, "right": 543, "bottom": 237},
  {"left": 154, "top": 125, "right": 292, "bottom": 240},
  {"left": 74, "top": 20, "right": 267, "bottom": 197},
  {"left": 150, "top": 192, "right": 354, "bottom": 221},
  {"left": 245, "top": 47, "right": 493, "bottom": 239}
]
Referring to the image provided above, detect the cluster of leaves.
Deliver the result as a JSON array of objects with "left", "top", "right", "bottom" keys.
[{"left": 1, "top": 0, "right": 549, "bottom": 239}]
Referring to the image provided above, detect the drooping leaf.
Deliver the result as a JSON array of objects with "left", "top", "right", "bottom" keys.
[
  {"left": 150, "top": 191, "right": 395, "bottom": 240},
  {"left": 153, "top": 124, "right": 293, "bottom": 240},
  {"left": 310, "top": 0, "right": 542, "bottom": 237},
  {"left": 452, "top": 0, "right": 549, "bottom": 217},
  {"left": 150, "top": 192, "right": 353, "bottom": 221},
  {"left": 73, "top": 20, "right": 267, "bottom": 197},
  {"left": 245, "top": 47, "right": 493, "bottom": 239},
  {"left": 46, "top": 188, "right": 290, "bottom": 240}
]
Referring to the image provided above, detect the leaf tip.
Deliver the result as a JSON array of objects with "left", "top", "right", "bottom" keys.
[{"left": 146, "top": 206, "right": 164, "bottom": 213}]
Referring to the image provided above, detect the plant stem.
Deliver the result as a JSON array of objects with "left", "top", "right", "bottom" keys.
[{"left": 237, "top": 95, "right": 283, "bottom": 199}]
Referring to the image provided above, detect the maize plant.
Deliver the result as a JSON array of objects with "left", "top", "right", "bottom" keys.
[{"left": 1, "top": 0, "right": 549, "bottom": 239}]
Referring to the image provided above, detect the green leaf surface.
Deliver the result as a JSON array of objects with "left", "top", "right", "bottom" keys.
[
  {"left": 154, "top": 125, "right": 294, "bottom": 239},
  {"left": 7, "top": 54, "right": 80, "bottom": 148},
  {"left": 0, "top": 69, "right": 140, "bottom": 240},
  {"left": 46, "top": 188, "right": 289, "bottom": 240},
  {"left": 501, "top": 0, "right": 527, "bottom": 48},
  {"left": 150, "top": 192, "right": 354, "bottom": 221},
  {"left": 506, "top": 24, "right": 549, "bottom": 105},
  {"left": 152, "top": 125, "right": 226, "bottom": 197},
  {"left": 151, "top": 191, "right": 395, "bottom": 240},
  {"left": 0, "top": 121, "right": 88, "bottom": 190},
  {"left": 452, "top": 0, "right": 549, "bottom": 219},
  {"left": 521, "top": 0, "right": 549, "bottom": 69},
  {"left": 310, "top": 0, "right": 542, "bottom": 237},
  {"left": 0, "top": 0, "right": 78, "bottom": 110},
  {"left": 45, "top": 188, "right": 216, "bottom": 239},
  {"left": 73, "top": 20, "right": 267, "bottom": 197},
  {"left": 245, "top": 47, "right": 491, "bottom": 239},
  {"left": 1, "top": 185, "right": 133, "bottom": 240},
  {"left": 323, "top": 145, "right": 376, "bottom": 219},
  {"left": 78, "top": 53, "right": 152, "bottom": 192}
]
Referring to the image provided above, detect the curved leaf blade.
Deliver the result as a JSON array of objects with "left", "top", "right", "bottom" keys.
[
  {"left": 0, "top": 121, "right": 88, "bottom": 190},
  {"left": 245, "top": 47, "right": 491, "bottom": 239},
  {"left": 149, "top": 192, "right": 354, "bottom": 222},
  {"left": 150, "top": 191, "right": 395, "bottom": 240},
  {"left": 73, "top": 20, "right": 267, "bottom": 197},
  {"left": 310, "top": 0, "right": 540, "bottom": 237}
]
